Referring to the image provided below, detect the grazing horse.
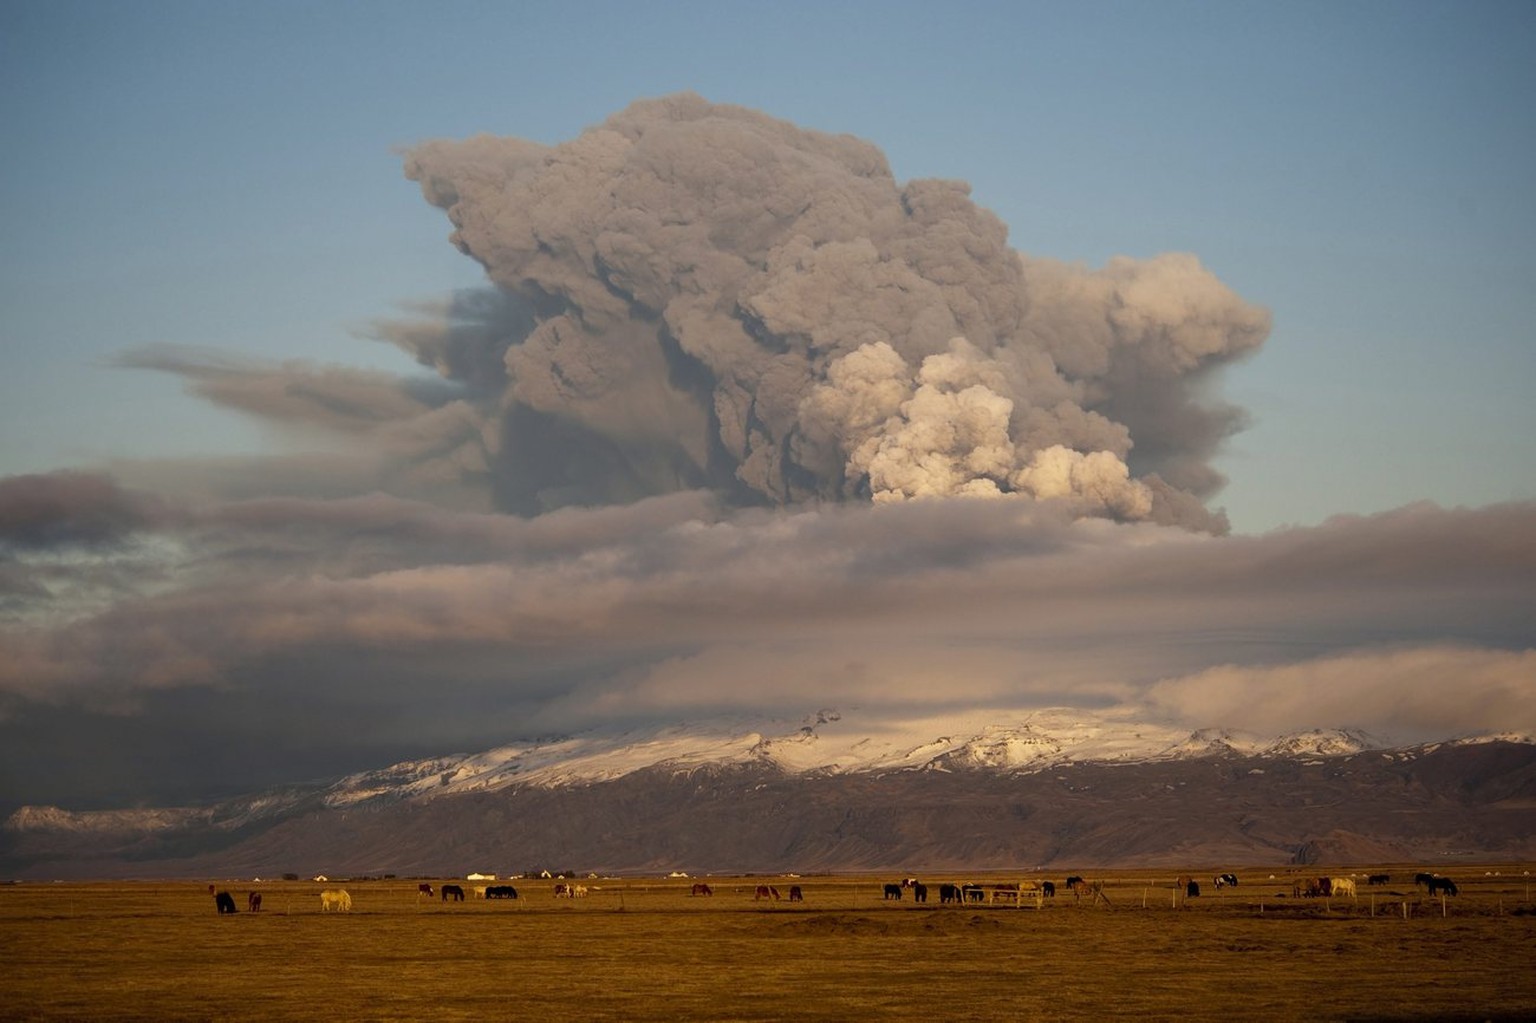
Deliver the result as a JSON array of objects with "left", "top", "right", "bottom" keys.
[
  {"left": 754, "top": 885, "right": 781, "bottom": 901},
  {"left": 691, "top": 883, "right": 713, "bottom": 897},
  {"left": 1330, "top": 877, "right": 1357, "bottom": 898},
  {"left": 963, "top": 884, "right": 987, "bottom": 903},
  {"left": 788, "top": 885, "right": 804, "bottom": 902},
  {"left": 1041, "top": 881, "right": 1055, "bottom": 897},
  {"left": 554, "top": 883, "right": 571, "bottom": 897},
  {"left": 1426, "top": 877, "right": 1458, "bottom": 896},
  {"left": 939, "top": 883, "right": 963, "bottom": 904},
  {"left": 319, "top": 889, "right": 351, "bottom": 912},
  {"left": 441, "top": 884, "right": 465, "bottom": 902},
  {"left": 1367, "top": 874, "right": 1390, "bottom": 886},
  {"left": 989, "top": 883, "right": 1021, "bottom": 904},
  {"left": 1414, "top": 872, "right": 1436, "bottom": 889},
  {"left": 1213, "top": 873, "right": 1238, "bottom": 889},
  {"left": 246, "top": 892, "right": 262, "bottom": 913},
  {"left": 211, "top": 887, "right": 238, "bottom": 915},
  {"left": 882, "top": 883, "right": 903, "bottom": 901},
  {"left": 1294, "top": 878, "right": 1328, "bottom": 898},
  {"left": 1066, "top": 878, "right": 1108, "bottom": 905},
  {"left": 418, "top": 883, "right": 434, "bottom": 898},
  {"left": 911, "top": 883, "right": 928, "bottom": 903},
  {"left": 485, "top": 885, "right": 519, "bottom": 899}
]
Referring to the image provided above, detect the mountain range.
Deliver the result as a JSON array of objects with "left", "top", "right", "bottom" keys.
[{"left": 5, "top": 709, "right": 1533, "bottom": 879}]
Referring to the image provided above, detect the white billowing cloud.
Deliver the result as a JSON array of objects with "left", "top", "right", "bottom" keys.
[
  {"left": 1145, "top": 646, "right": 1536, "bottom": 740},
  {"left": 1013, "top": 446, "right": 1153, "bottom": 520},
  {"left": 846, "top": 342, "right": 1016, "bottom": 503},
  {"left": 805, "top": 337, "right": 1153, "bottom": 514}
]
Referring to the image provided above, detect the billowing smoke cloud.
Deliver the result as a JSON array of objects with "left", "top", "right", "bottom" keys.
[{"left": 388, "top": 93, "right": 1269, "bottom": 530}]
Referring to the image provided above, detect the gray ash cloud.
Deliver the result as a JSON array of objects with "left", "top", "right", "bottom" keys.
[{"left": 396, "top": 93, "right": 1269, "bottom": 531}]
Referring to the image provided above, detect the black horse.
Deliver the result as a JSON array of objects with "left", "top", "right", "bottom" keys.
[
  {"left": 1426, "top": 877, "right": 1458, "bottom": 896},
  {"left": 441, "top": 884, "right": 465, "bottom": 901}
]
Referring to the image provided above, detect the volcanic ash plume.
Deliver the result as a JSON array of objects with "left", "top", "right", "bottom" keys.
[{"left": 401, "top": 93, "right": 1269, "bottom": 530}]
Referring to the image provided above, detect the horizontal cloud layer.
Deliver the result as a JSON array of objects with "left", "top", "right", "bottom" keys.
[{"left": 2, "top": 470, "right": 1532, "bottom": 806}]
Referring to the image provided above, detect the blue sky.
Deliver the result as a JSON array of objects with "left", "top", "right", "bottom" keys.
[{"left": 3, "top": 0, "right": 1532, "bottom": 532}]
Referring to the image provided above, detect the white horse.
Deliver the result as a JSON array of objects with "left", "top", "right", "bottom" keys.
[
  {"left": 320, "top": 889, "right": 352, "bottom": 912},
  {"left": 1330, "top": 877, "right": 1357, "bottom": 898}
]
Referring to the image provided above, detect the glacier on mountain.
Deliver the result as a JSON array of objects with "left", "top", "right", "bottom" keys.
[{"left": 6, "top": 707, "right": 1527, "bottom": 838}]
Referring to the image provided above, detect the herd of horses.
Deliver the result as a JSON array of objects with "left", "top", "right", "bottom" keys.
[
  {"left": 874, "top": 871, "right": 1468, "bottom": 906},
  {"left": 208, "top": 870, "right": 1468, "bottom": 915},
  {"left": 1288, "top": 873, "right": 1459, "bottom": 898},
  {"left": 877, "top": 877, "right": 1096, "bottom": 905}
]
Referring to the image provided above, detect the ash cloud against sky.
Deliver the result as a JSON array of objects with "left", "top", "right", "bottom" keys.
[
  {"left": 1, "top": 96, "right": 1532, "bottom": 811},
  {"left": 124, "top": 95, "right": 1269, "bottom": 532},
  {"left": 397, "top": 94, "right": 1270, "bottom": 529}
]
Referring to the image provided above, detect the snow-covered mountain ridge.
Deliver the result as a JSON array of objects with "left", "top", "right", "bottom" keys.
[
  {"left": 317, "top": 709, "right": 1387, "bottom": 807},
  {"left": 10, "top": 708, "right": 1527, "bottom": 837}
]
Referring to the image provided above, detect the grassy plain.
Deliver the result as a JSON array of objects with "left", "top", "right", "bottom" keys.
[{"left": 2, "top": 868, "right": 1534, "bottom": 1022}]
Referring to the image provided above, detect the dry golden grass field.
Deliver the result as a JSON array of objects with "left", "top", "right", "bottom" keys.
[{"left": 3, "top": 868, "right": 1534, "bottom": 1022}]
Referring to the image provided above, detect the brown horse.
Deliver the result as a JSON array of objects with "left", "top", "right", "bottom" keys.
[
  {"left": 246, "top": 892, "right": 262, "bottom": 912},
  {"left": 690, "top": 883, "right": 713, "bottom": 896},
  {"left": 418, "top": 883, "right": 434, "bottom": 897}
]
